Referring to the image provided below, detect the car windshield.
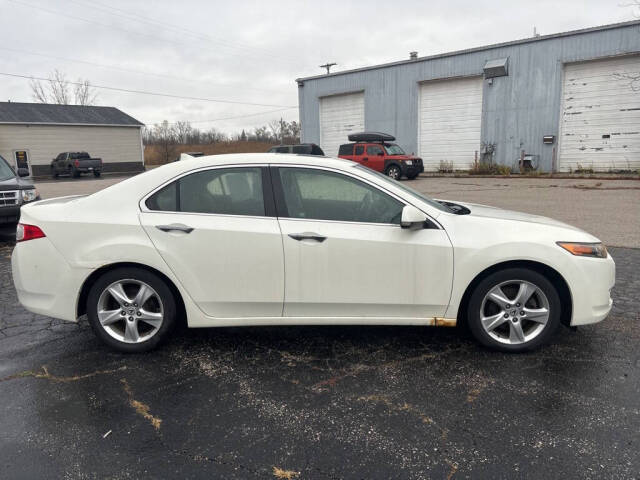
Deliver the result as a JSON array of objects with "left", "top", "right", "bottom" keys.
[
  {"left": 353, "top": 164, "right": 453, "bottom": 213},
  {"left": 384, "top": 144, "right": 405, "bottom": 155},
  {"left": 0, "top": 155, "right": 16, "bottom": 181}
]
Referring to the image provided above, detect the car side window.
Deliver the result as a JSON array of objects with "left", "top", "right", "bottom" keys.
[
  {"left": 146, "top": 167, "right": 265, "bottom": 216},
  {"left": 292, "top": 145, "right": 309, "bottom": 154},
  {"left": 367, "top": 145, "right": 384, "bottom": 156},
  {"left": 354, "top": 145, "right": 364, "bottom": 155},
  {"left": 274, "top": 146, "right": 289, "bottom": 153},
  {"left": 277, "top": 168, "right": 404, "bottom": 224},
  {"left": 338, "top": 144, "right": 353, "bottom": 155}
]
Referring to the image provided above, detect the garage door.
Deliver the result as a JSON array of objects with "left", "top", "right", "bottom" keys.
[
  {"left": 559, "top": 56, "right": 640, "bottom": 172},
  {"left": 419, "top": 77, "right": 483, "bottom": 171},
  {"left": 319, "top": 92, "right": 364, "bottom": 157}
]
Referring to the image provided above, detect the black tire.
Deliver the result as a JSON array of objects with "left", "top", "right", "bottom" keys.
[
  {"left": 86, "top": 267, "right": 177, "bottom": 353},
  {"left": 93, "top": 170, "right": 101, "bottom": 178},
  {"left": 385, "top": 164, "right": 402, "bottom": 180},
  {"left": 466, "top": 268, "right": 561, "bottom": 353},
  {"left": 72, "top": 167, "right": 81, "bottom": 178},
  {"left": 51, "top": 167, "right": 58, "bottom": 179}
]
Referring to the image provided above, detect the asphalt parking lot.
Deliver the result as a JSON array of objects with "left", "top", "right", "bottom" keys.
[{"left": 1, "top": 174, "right": 639, "bottom": 479}]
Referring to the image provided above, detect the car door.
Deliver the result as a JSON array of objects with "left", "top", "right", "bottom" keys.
[
  {"left": 139, "top": 165, "right": 284, "bottom": 318},
  {"left": 366, "top": 144, "right": 386, "bottom": 172},
  {"left": 352, "top": 144, "right": 366, "bottom": 167},
  {"left": 272, "top": 165, "right": 453, "bottom": 318}
]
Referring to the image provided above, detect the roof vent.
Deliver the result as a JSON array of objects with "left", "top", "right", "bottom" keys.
[
  {"left": 409, "top": 51, "right": 418, "bottom": 60},
  {"left": 483, "top": 57, "right": 509, "bottom": 79}
]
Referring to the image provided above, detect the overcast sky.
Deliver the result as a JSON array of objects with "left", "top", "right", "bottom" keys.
[{"left": 0, "top": 0, "right": 637, "bottom": 134}]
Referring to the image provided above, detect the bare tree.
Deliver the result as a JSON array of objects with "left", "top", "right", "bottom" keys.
[
  {"left": 30, "top": 69, "right": 97, "bottom": 105},
  {"left": 153, "top": 120, "right": 177, "bottom": 163},
  {"left": 174, "top": 121, "right": 193, "bottom": 144},
  {"left": 74, "top": 79, "right": 98, "bottom": 106}
]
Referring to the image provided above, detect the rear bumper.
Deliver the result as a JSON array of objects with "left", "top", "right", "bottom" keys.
[{"left": 11, "top": 237, "right": 91, "bottom": 322}]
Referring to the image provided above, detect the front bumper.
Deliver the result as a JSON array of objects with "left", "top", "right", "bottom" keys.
[
  {"left": 567, "top": 253, "right": 615, "bottom": 326},
  {"left": 0, "top": 205, "right": 20, "bottom": 227},
  {"left": 400, "top": 160, "right": 424, "bottom": 176}
]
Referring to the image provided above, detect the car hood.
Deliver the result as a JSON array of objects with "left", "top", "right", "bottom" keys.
[
  {"left": 450, "top": 200, "right": 586, "bottom": 232},
  {"left": 0, "top": 176, "right": 35, "bottom": 190}
]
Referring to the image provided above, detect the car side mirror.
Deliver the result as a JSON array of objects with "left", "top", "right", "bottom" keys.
[
  {"left": 17, "top": 168, "right": 30, "bottom": 177},
  {"left": 400, "top": 205, "right": 427, "bottom": 229}
]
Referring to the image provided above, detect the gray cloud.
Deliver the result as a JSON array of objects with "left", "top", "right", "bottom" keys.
[{"left": 0, "top": 0, "right": 634, "bottom": 133}]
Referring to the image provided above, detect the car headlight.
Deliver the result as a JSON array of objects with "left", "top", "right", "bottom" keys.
[
  {"left": 557, "top": 242, "right": 608, "bottom": 258},
  {"left": 404, "top": 160, "right": 413, "bottom": 165},
  {"left": 21, "top": 188, "right": 38, "bottom": 203}
]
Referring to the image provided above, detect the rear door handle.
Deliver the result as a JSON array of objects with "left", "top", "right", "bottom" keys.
[
  {"left": 362, "top": 157, "right": 368, "bottom": 161},
  {"left": 156, "top": 223, "right": 194, "bottom": 234},
  {"left": 288, "top": 232, "right": 327, "bottom": 242}
]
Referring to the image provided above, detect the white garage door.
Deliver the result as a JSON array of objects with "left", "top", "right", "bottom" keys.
[
  {"left": 419, "top": 76, "right": 483, "bottom": 171},
  {"left": 559, "top": 55, "right": 640, "bottom": 172},
  {"left": 319, "top": 92, "right": 364, "bottom": 157}
]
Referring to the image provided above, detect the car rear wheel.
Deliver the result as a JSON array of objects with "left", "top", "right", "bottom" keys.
[
  {"left": 87, "top": 267, "right": 176, "bottom": 352},
  {"left": 72, "top": 167, "right": 81, "bottom": 178},
  {"left": 466, "top": 268, "right": 561, "bottom": 352},
  {"left": 385, "top": 164, "right": 402, "bottom": 180},
  {"left": 93, "top": 171, "right": 101, "bottom": 177}
]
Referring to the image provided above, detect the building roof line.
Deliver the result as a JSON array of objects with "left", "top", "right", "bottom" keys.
[
  {"left": 296, "top": 19, "right": 640, "bottom": 83},
  {"left": 0, "top": 121, "right": 143, "bottom": 127}
]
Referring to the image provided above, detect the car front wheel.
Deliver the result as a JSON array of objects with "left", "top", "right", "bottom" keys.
[
  {"left": 467, "top": 268, "right": 562, "bottom": 352},
  {"left": 86, "top": 267, "right": 176, "bottom": 352},
  {"left": 385, "top": 164, "right": 402, "bottom": 180}
]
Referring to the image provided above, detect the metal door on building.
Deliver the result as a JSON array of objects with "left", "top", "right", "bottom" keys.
[
  {"left": 558, "top": 55, "right": 640, "bottom": 172},
  {"left": 319, "top": 92, "right": 365, "bottom": 157}
]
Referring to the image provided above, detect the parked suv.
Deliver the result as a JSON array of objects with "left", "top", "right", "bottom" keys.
[
  {"left": 338, "top": 132, "right": 423, "bottom": 180},
  {"left": 51, "top": 152, "right": 102, "bottom": 178},
  {"left": 268, "top": 144, "right": 325, "bottom": 156},
  {"left": 0, "top": 154, "right": 39, "bottom": 233}
]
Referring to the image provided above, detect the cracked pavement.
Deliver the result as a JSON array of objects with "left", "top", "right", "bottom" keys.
[{"left": 0, "top": 237, "right": 638, "bottom": 479}]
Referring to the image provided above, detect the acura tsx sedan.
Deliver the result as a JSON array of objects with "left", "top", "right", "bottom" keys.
[{"left": 11, "top": 154, "right": 615, "bottom": 353}]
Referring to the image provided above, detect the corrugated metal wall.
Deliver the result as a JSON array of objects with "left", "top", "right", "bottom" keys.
[{"left": 298, "top": 21, "right": 640, "bottom": 172}]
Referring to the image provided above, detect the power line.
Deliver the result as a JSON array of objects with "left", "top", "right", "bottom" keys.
[
  {"left": 70, "top": 0, "right": 301, "bottom": 65},
  {"left": 0, "top": 71, "right": 297, "bottom": 108},
  {"left": 0, "top": 46, "right": 287, "bottom": 95},
  {"left": 152, "top": 107, "right": 298, "bottom": 126},
  {"left": 6, "top": 0, "right": 301, "bottom": 68}
]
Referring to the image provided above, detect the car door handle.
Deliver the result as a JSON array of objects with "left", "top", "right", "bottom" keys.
[
  {"left": 362, "top": 157, "right": 368, "bottom": 161},
  {"left": 288, "top": 232, "right": 327, "bottom": 242},
  {"left": 156, "top": 223, "right": 194, "bottom": 234}
]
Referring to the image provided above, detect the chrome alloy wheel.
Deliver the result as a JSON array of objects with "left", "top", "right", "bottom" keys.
[
  {"left": 479, "top": 280, "right": 550, "bottom": 345},
  {"left": 97, "top": 279, "right": 164, "bottom": 344}
]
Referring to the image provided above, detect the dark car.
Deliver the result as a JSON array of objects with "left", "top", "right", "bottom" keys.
[
  {"left": 338, "top": 132, "right": 424, "bottom": 180},
  {"left": 0, "top": 154, "right": 39, "bottom": 234},
  {"left": 268, "top": 144, "right": 325, "bottom": 156},
  {"left": 51, "top": 152, "right": 102, "bottom": 178}
]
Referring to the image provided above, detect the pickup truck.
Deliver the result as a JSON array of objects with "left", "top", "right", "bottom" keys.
[
  {"left": 51, "top": 152, "right": 102, "bottom": 178},
  {"left": 0, "top": 154, "right": 39, "bottom": 234}
]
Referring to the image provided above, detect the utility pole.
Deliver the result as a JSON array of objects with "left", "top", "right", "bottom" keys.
[{"left": 319, "top": 62, "right": 337, "bottom": 74}]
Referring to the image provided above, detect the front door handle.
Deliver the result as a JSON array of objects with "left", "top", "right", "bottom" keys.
[
  {"left": 362, "top": 157, "right": 369, "bottom": 161},
  {"left": 156, "top": 223, "right": 194, "bottom": 234},
  {"left": 288, "top": 232, "right": 327, "bottom": 243}
]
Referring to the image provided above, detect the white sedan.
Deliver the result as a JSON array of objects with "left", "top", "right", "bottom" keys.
[{"left": 11, "top": 154, "right": 615, "bottom": 353}]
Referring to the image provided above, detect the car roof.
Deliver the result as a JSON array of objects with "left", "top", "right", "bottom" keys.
[{"left": 179, "top": 152, "right": 353, "bottom": 168}]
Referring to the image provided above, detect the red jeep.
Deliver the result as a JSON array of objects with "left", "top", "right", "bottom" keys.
[{"left": 338, "top": 132, "right": 424, "bottom": 180}]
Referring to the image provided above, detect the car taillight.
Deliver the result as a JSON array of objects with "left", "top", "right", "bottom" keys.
[
  {"left": 74, "top": 160, "right": 80, "bottom": 167},
  {"left": 16, "top": 223, "right": 46, "bottom": 242}
]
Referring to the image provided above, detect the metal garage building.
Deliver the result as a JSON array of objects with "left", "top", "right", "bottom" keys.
[
  {"left": 297, "top": 21, "right": 640, "bottom": 172},
  {"left": 0, "top": 102, "right": 144, "bottom": 177}
]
